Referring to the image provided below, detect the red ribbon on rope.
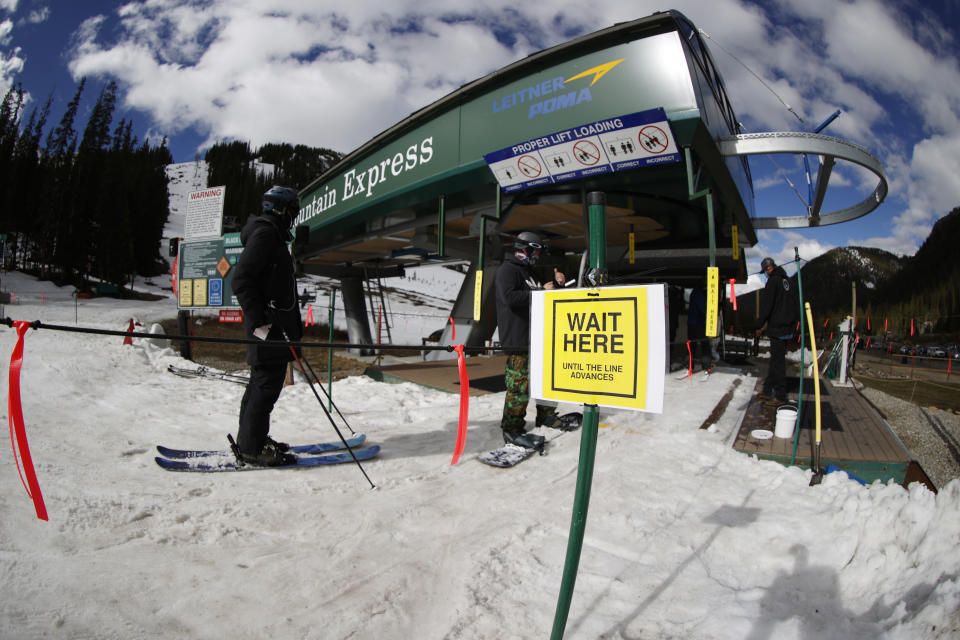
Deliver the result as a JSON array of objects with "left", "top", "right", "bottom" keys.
[
  {"left": 7, "top": 321, "right": 47, "bottom": 521},
  {"left": 685, "top": 340, "right": 693, "bottom": 380},
  {"left": 450, "top": 344, "right": 470, "bottom": 465},
  {"left": 728, "top": 278, "right": 737, "bottom": 310}
]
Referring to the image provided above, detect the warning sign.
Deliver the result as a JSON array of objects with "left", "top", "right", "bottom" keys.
[
  {"left": 483, "top": 107, "right": 680, "bottom": 193},
  {"left": 216, "top": 256, "right": 231, "bottom": 277},
  {"left": 185, "top": 186, "right": 226, "bottom": 240},
  {"left": 530, "top": 285, "right": 666, "bottom": 412}
]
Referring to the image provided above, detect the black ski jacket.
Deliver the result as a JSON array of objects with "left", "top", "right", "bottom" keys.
[
  {"left": 232, "top": 213, "right": 303, "bottom": 365},
  {"left": 495, "top": 253, "right": 545, "bottom": 354},
  {"left": 757, "top": 265, "right": 799, "bottom": 338}
]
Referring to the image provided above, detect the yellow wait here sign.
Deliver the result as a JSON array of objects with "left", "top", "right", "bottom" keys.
[{"left": 530, "top": 285, "right": 666, "bottom": 413}]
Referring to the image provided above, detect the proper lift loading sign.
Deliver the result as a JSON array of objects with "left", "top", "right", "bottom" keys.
[
  {"left": 530, "top": 285, "right": 666, "bottom": 413},
  {"left": 483, "top": 107, "right": 680, "bottom": 193}
]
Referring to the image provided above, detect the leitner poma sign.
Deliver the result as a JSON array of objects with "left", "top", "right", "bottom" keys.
[{"left": 530, "top": 285, "right": 666, "bottom": 412}]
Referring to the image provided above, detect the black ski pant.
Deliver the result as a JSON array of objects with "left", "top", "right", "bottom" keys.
[
  {"left": 765, "top": 335, "right": 789, "bottom": 398},
  {"left": 237, "top": 362, "right": 287, "bottom": 454}
]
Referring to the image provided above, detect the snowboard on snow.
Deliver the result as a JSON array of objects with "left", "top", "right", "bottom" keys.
[
  {"left": 155, "top": 445, "right": 380, "bottom": 472},
  {"left": 477, "top": 443, "right": 541, "bottom": 468},
  {"left": 477, "top": 413, "right": 583, "bottom": 468}
]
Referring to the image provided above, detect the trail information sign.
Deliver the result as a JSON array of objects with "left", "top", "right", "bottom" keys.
[
  {"left": 176, "top": 232, "right": 243, "bottom": 310},
  {"left": 530, "top": 285, "right": 666, "bottom": 412}
]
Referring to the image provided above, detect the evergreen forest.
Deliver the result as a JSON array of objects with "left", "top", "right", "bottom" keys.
[{"left": 0, "top": 80, "right": 341, "bottom": 294}]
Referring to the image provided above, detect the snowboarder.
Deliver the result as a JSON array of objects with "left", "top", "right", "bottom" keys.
[
  {"left": 756, "top": 257, "right": 799, "bottom": 402},
  {"left": 495, "top": 231, "right": 581, "bottom": 450},
  {"left": 231, "top": 186, "right": 304, "bottom": 466}
]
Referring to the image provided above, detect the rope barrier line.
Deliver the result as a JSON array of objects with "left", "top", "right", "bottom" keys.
[
  {"left": 1, "top": 317, "right": 464, "bottom": 353},
  {"left": 2, "top": 316, "right": 739, "bottom": 356}
]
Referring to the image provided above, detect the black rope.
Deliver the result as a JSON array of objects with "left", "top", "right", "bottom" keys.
[
  {"left": 0, "top": 317, "right": 481, "bottom": 353},
  {"left": 3, "top": 317, "right": 746, "bottom": 357}
]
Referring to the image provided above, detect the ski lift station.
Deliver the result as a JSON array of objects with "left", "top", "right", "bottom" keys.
[{"left": 292, "top": 9, "right": 888, "bottom": 354}]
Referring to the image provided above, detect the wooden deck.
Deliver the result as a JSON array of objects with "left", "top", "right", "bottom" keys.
[
  {"left": 732, "top": 376, "right": 913, "bottom": 484},
  {"left": 364, "top": 355, "right": 508, "bottom": 396}
]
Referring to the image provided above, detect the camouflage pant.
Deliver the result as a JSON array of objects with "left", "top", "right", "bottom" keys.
[{"left": 501, "top": 354, "right": 555, "bottom": 433}]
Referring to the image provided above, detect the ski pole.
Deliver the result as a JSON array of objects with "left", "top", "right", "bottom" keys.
[
  {"left": 283, "top": 332, "right": 375, "bottom": 489},
  {"left": 291, "top": 349, "right": 356, "bottom": 435}
]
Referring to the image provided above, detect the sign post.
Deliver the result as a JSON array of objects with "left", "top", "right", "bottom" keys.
[
  {"left": 551, "top": 192, "right": 599, "bottom": 639},
  {"left": 546, "top": 192, "right": 666, "bottom": 639}
]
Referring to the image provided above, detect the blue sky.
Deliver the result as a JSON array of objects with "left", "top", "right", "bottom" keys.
[{"left": 1, "top": 0, "right": 958, "bottom": 276}]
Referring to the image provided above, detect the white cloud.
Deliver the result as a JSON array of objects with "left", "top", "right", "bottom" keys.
[
  {"left": 0, "top": 18, "right": 23, "bottom": 95},
  {"left": 841, "top": 133, "right": 960, "bottom": 255},
  {"left": 751, "top": 229, "right": 837, "bottom": 276},
  {"left": 62, "top": 0, "right": 686, "bottom": 156},
  {"left": 909, "top": 133, "right": 960, "bottom": 215},
  {"left": 22, "top": 6, "right": 48, "bottom": 25},
  {"left": 50, "top": 0, "right": 960, "bottom": 258}
]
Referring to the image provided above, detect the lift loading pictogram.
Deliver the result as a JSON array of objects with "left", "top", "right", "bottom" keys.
[
  {"left": 484, "top": 109, "right": 683, "bottom": 192},
  {"left": 544, "top": 149, "right": 574, "bottom": 169},
  {"left": 517, "top": 154, "right": 543, "bottom": 178},
  {"left": 573, "top": 140, "right": 601, "bottom": 165},
  {"left": 638, "top": 125, "right": 669, "bottom": 153},
  {"left": 605, "top": 136, "right": 636, "bottom": 157}
]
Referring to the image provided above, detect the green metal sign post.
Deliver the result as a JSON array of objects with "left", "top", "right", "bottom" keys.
[{"left": 550, "top": 191, "right": 606, "bottom": 640}]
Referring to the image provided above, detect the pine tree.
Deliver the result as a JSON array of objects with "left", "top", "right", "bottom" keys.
[
  {"left": 0, "top": 84, "right": 24, "bottom": 237},
  {"left": 7, "top": 95, "right": 52, "bottom": 270},
  {"left": 43, "top": 78, "right": 85, "bottom": 282},
  {"left": 76, "top": 81, "right": 119, "bottom": 287}
]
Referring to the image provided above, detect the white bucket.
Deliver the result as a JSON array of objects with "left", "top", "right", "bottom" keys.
[{"left": 774, "top": 405, "right": 797, "bottom": 438}]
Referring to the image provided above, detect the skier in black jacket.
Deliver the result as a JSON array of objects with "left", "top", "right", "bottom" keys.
[
  {"left": 495, "top": 231, "right": 580, "bottom": 450},
  {"left": 231, "top": 186, "right": 304, "bottom": 466},
  {"left": 756, "top": 257, "right": 799, "bottom": 402}
]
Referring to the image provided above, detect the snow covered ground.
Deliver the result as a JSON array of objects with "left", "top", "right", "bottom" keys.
[{"left": 1, "top": 269, "right": 959, "bottom": 640}]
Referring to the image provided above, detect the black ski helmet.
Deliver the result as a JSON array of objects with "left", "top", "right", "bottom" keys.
[
  {"left": 514, "top": 230, "right": 544, "bottom": 251},
  {"left": 263, "top": 186, "right": 299, "bottom": 229},
  {"left": 514, "top": 231, "right": 544, "bottom": 264}
]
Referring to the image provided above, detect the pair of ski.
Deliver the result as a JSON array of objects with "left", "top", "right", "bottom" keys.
[
  {"left": 167, "top": 364, "right": 248, "bottom": 385},
  {"left": 155, "top": 433, "right": 379, "bottom": 472}
]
